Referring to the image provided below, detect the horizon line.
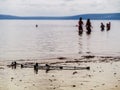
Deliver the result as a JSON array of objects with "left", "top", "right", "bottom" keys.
[{"left": 0, "top": 12, "right": 120, "bottom": 17}]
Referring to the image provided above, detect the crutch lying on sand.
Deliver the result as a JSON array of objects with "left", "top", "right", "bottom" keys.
[{"left": 7, "top": 62, "right": 90, "bottom": 70}]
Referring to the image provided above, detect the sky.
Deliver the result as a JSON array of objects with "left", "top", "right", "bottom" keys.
[{"left": 0, "top": 0, "right": 120, "bottom": 16}]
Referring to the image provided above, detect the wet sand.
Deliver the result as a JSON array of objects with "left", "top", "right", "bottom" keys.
[{"left": 0, "top": 55, "right": 120, "bottom": 90}]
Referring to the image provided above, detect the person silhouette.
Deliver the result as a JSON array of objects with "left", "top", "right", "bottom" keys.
[
  {"left": 100, "top": 22, "right": 105, "bottom": 31},
  {"left": 106, "top": 22, "right": 111, "bottom": 31},
  {"left": 86, "top": 19, "right": 92, "bottom": 34},
  {"left": 78, "top": 17, "right": 84, "bottom": 31}
]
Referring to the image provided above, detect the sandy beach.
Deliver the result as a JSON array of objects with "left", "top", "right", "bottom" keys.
[{"left": 0, "top": 55, "right": 120, "bottom": 90}]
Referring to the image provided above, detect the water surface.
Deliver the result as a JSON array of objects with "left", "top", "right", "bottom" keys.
[{"left": 0, "top": 20, "right": 120, "bottom": 60}]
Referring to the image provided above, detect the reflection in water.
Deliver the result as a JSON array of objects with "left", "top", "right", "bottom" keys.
[
  {"left": 78, "top": 30, "right": 92, "bottom": 55},
  {"left": 78, "top": 30, "right": 83, "bottom": 36},
  {"left": 78, "top": 36, "right": 83, "bottom": 54},
  {"left": 86, "top": 33, "right": 91, "bottom": 54},
  {"left": 86, "top": 30, "right": 91, "bottom": 35}
]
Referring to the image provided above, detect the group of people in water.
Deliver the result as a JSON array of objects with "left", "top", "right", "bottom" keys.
[
  {"left": 100, "top": 22, "right": 111, "bottom": 31},
  {"left": 78, "top": 17, "right": 111, "bottom": 34}
]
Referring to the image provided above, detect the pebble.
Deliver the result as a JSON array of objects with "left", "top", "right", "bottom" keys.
[{"left": 72, "top": 85, "right": 76, "bottom": 87}]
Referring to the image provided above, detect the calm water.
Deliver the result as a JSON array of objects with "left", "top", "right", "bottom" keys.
[{"left": 0, "top": 20, "right": 120, "bottom": 60}]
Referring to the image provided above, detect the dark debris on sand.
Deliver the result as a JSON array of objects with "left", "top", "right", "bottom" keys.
[
  {"left": 57, "top": 57, "right": 67, "bottom": 60},
  {"left": 82, "top": 55, "right": 95, "bottom": 59}
]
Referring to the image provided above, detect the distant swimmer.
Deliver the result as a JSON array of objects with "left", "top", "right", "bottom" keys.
[
  {"left": 36, "top": 24, "right": 38, "bottom": 28},
  {"left": 86, "top": 19, "right": 92, "bottom": 34},
  {"left": 100, "top": 22, "right": 105, "bottom": 31}
]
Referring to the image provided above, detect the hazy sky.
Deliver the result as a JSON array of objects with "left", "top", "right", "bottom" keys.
[{"left": 0, "top": 0, "right": 120, "bottom": 16}]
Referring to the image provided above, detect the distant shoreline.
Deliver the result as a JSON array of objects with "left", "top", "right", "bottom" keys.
[
  {"left": 0, "top": 13, "right": 120, "bottom": 20},
  {"left": 0, "top": 19, "right": 120, "bottom": 20}
]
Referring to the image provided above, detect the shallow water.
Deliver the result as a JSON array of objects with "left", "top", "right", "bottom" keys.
[{"left": 0, "top": 20, "right": 120, "bottom": 60}]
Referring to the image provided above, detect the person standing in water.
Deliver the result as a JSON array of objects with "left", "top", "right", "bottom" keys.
[
  {"left": 106, "top": 22, "right": 111, "bottom": 31},
  {"left": 78, "top": 17, "right": 84, "bottom": 35},
  {"left": 78, "top": 17, "right": 84, "bottom": 31},
  {"left": 86, "top": 19, "right": 92, "bottom": 34},
  {"left": 100, "top": 22, "right": 105, "bottom": 31}
]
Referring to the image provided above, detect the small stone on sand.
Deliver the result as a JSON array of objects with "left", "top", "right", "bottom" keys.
[{"left": 72, "top": 85, "right": 76, "bottom": 87}]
